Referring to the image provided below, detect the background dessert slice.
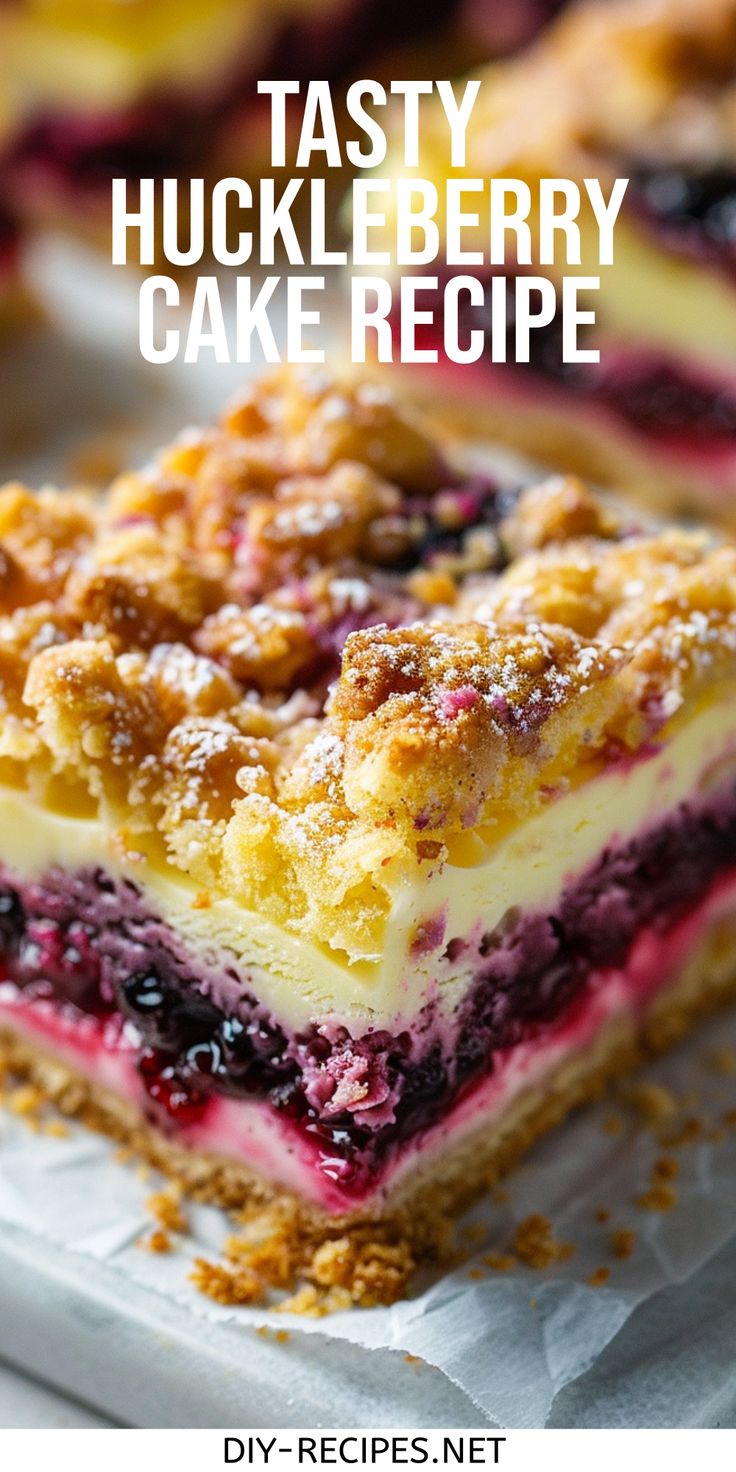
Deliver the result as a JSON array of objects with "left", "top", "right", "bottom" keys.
[
  {"left": 376, "top": 0, "right": 736, "bottom": 522},
  {"left": 0, "top": 0, "right": 571, "bottom": 264},
  {"left": 2, "top": 369, "right": 736, "bottom": 1306}
]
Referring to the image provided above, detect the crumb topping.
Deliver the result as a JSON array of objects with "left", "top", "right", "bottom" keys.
[{"left": 2, "top": 368, "right": 736, "bottom": 958}]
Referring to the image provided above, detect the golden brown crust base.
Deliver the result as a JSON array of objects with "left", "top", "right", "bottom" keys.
[{"left": 2, "top": 911, "right": 736, "bottom": 1308}]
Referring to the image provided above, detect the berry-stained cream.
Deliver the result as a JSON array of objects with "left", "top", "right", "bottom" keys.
[{"left": 1, "top": 368, "right": 736, "bottom": 1229}]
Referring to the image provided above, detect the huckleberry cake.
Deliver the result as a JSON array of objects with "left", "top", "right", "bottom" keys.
[{"left": 2, "top": 369, "right": 736, "bottom": 1302}]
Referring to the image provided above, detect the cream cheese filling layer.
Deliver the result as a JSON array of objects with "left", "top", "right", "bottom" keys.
[{"left": 0, "top": 691, "right": 735, "bottom": 1032}]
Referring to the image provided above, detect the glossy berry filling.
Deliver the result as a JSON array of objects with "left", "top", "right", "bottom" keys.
[{"left": 1, "top": 783, "right": 735, "bottom": 1194}]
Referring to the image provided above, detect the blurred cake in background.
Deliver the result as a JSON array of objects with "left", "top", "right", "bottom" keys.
[
  {"left": 378, "top": 0, "right": 736, "bottom": 521},
  {"left": 0, "top": 0, "right": 570, "bottom": 252}
]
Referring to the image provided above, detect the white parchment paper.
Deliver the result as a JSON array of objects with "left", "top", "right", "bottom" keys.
[{"left": 2, "top": 1009, "right": 736, "bottom": 1427}]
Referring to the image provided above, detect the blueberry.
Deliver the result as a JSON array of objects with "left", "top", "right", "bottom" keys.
[
  {"left": 123, "top": 971, "right": 171, "bottom": 1014},
  {"left": 0, "top": 890, "right": 24, "bottom": 954}
]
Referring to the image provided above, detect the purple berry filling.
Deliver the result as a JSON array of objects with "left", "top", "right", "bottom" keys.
[{"left": 1, "top": 783, "right": 735, "bottom": 1194}]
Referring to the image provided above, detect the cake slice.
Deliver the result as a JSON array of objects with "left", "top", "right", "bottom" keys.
[
  {"left": 0, "top": 0, "right": 577, "bottom": 260},
  {"left": 378, "top": 0, "right": 736, "bottom": 521},
  {"left": 2, "top": 368, "right": 736, "bottom": 1303},
  {"left": 0, "top": 0, "right": 497, "bottom": 252}
]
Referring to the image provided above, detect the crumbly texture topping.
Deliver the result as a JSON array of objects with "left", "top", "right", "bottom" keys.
[{"left": 2, "top": 369, "right": 736, "bottom": 958}]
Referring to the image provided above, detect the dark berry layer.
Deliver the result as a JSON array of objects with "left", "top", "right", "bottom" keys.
[
  {"left": 1, "top": 782, "right": 735, "bottom": 1194},
  {"left": 630, "top": 162, "right": 736, "bottom": 275}
]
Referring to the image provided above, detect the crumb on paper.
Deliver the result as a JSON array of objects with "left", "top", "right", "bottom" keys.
[
  {"left": 652, "top": 1155, "right": 679, "bottom": 1183},
  {"left": 277, "top": 1285, "right": 322, "bottom": 1316},
  {"left": 594, "top": 1207, "right": 611, "bottom": 1224},
  {"left": 624, "top": 1082, "right": 678, "bottom": 1127},
  {"left": 512, "top": 1214, "right": 575, "bottom": 1270},
  {"left": 587, "top": 1267, "right": 610, "bottom": 1288},
  {"left": 660, "top": 1115, "right": 705, "bottom": 1149},
  {"left": 637, "top": 1154, "right": 680, "bottom": 1212},
  {"left": 190, "top": 1258, "right": 265, "bottom": 1306},
  {"left": 461, "top": 1222, "right": 488, "bottom": 1246},
  {"left": 197, "top": 1211, "right": 420, "bottom": 1313},
  {"left": 404, "top": 1353, "right": 423, "bottom": 1366},
  {"left": 483, "top": 1251, "right": 517, "bottom": 1272},
  {"left": 276, "top": 1284, "right": 352, "bottom": 1317},
  {"left": 140, "top": 1228, "right": 172, "bottom": 1254},
  {"left": 147, "top": 1185, "right": 188, "bottom": 1234},
  {"left": 601, "top": 1113, "right": 623, "bottom": 1136},
  {"left": 611, "top": 1226, "right": 637, "bottom": 1260},
  {"left": 467, "top": 1267, "right": 486, "bottom": 1281},
  {"left": 307, "top": 1234, "right": 415, "bottom": 1307},
  {"left": 637, "top": 1184, "right": 678, "bottom": 1213},
  {"left": 225, "top": 1231, "right": 297, "bottom": 1291},
  {"left": 707, "top": 1047, "right": 736, "bottom": 1076},
  {"left": 255, "top": 1325, "right": 290, "bottom": 1343},
  {"left": 43, "top": 1119, "right": 70, "bottom": 1139}
]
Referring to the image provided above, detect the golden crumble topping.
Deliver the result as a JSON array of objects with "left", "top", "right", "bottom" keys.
[{"left": 2, "top": 368, "right": 736, "bottom": 959}]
